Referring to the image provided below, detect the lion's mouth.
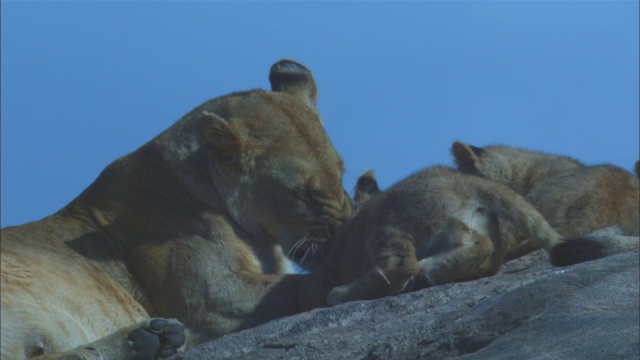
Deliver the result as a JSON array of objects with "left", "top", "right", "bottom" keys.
[
  {"left": 289, "top": 241, "right": 324, "bottom": 270},
  {"left": 309, "top": 222, "right": 333, "bottom": 242},
  {"left": 288, "top": 225, "right": 332, "bottom": 269},
  {"left": 289, "top": 196, "right": 351, "bottom": 269}
]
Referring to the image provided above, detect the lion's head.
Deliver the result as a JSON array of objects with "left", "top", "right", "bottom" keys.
[
  {"left": 451, "top": 141, "right": 515, "bottom": 188},
  {"left": 189, "top": 60, "right": 351, "bottom": 269}
]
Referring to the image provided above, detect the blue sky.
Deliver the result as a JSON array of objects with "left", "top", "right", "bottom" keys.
[{"left": 2, "top": 2, "right": 638, "bottom": 227}]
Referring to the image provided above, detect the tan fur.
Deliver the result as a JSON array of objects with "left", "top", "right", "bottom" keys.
[
  {"left": 452, "top": 141, "right": 639, "bottom": 259},
  {"left": 301, "top": 166, "right": 573, "bottom": 308},
  {"left": 1, "top": 59, "right": 351, "bottom": 359}
]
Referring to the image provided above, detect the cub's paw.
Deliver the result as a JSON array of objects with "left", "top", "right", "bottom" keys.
[
  {"left": 127, "top": 318, "right": 186, "bottom": 360},
  {"left": 408, "top": 274, "right": 433, "bottom": 291},
  {"left": 327, "top": 284, "right": 354, "bottom": 306}
]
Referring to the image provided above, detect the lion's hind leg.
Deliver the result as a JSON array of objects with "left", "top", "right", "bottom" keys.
[
  {"left": 327, "top": 233, "right": 420, "bottom": 306},
  {"left": 36, "top": 318, "right": 186, "bottom": 360},
  {"left": 418, "top": 212, "right": 503, "bottom": 286}
]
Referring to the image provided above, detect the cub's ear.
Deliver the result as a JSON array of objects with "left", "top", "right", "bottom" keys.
[
  {"left": 451, "top": 141, "right": 484, "bottom": 173},
  {"left": 354, "top": 170, "right": 380, "bottom": 208},
  {"left": 269, "top": 59, "right": 318, "bottom": 108},
  {"left": 196, "top": 111, "right": 244, "bottom": 159}
]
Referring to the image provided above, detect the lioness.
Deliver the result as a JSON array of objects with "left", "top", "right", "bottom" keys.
[
  {"left": 302, "top": 163, "right": 635, "bottom": 308},
  {"left": 1, "top": 59, "right": 352, "bottom": 359},
  {"left": 452, "top": 141, "right": 639, "bottom": 264}
]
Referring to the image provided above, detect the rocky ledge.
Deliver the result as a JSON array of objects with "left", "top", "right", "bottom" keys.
[{"left": 175, "top": 250, "right": 639, "bottom": 360}]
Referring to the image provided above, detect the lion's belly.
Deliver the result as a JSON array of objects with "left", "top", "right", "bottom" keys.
[{"left": 1, "top": 226, "right": 148, "bottom": 358}]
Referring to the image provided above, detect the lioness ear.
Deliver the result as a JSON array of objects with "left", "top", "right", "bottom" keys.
[
  {"left": 197, "top": 111, "right": 244, "bottom": 159},
  {"left": 451, "top": 141, "right": 483, "bottom": 173},
  {"left": 269, "top": 59, "right": 318, "bottom": 108},
  {"left": 354, "top": 170, "right": 380, "bottom": 207}
]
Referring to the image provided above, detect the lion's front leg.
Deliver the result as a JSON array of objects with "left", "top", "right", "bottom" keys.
[
  {"left": 175, "top": 272, "right": 309, "bottom": 345},
  {"left": 226, "top": 272, "right": 308, "bottom": 330},
  {"left": 36, "top": 318, "right": 186, "bottom": 360},
  {"left": 327, "top": 235, "right": 421, "bottom": 306}
]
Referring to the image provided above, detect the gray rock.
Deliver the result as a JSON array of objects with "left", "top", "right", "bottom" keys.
[{"left": 175, "top": 250, "right": 639, "bottom": 360}]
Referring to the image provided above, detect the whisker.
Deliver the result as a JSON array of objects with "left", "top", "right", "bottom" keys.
[
  {"left": 288, "top": 236, "right": 306, "bottom": 258},
  {"left": 296, "top": 235, "right": 310, "bottom": 256},
  {"left": 299, "top": 247, "right": 312, "bottom": 265},
  {"left": 287, "top": 235, "right": 309, "bottom": 259}
]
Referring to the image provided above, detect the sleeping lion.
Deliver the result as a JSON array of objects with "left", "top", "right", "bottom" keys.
[{"left": 301, "top": 161, "right": 637, "bottom": 308}]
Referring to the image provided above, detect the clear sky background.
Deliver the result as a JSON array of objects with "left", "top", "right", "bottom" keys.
[{"left": 2, "top": 1, "right": 638, "bottom": 228}]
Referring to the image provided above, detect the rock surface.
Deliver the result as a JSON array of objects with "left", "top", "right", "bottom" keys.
[{"left": 175, "top": 250, "right": 639, "bottom": 360}]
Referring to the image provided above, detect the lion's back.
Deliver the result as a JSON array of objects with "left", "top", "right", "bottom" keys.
[{"left": 526, "top": 164, "right": 639, "bottom": 236}]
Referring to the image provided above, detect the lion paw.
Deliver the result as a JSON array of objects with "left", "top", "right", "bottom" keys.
[
  {"left": 127, "top": 318, "right": 186, "bottom": 360},
  {"left": 327, "top": 285, "right": 350, "bottom": 306}
]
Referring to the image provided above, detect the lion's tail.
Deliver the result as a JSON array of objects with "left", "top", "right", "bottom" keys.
[
  {"left": 474, "top": 184, "right": 637, "bottom": 267},
  {"left": 548, "top": 226, "right": 639, "bottom": 266}
]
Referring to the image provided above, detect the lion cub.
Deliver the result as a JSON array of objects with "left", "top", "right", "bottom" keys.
[
  {"left": 313, "top": 166, "right": 604, "bottom": 307},
  {"left": 452, "top": 141, "right": 639, "bottom": 265}
]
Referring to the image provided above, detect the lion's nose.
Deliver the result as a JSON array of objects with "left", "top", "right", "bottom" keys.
[{"left": 323, "top": 203, "right": 352, "bottom": 235}]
